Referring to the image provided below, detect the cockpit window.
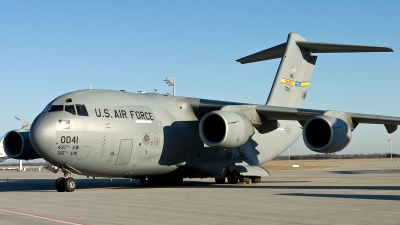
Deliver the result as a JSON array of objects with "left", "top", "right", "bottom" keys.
[
  {"left": 48, "top": 105, "right": 64, "bottom": 112},
  {"left": 65, "top": 105, "right": 76, "bottom": 115},
  {"left": 41, "top": 96, "right": 59, "bottom": 113},
  {"left": 76, "top": 104, "right": 89, "bottom": 116},
  {"left": 42, "top": 102, "right": 52, "bottom": 113}
]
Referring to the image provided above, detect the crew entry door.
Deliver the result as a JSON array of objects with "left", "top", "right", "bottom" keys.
[{"left": 115, "top": 139, "right": 133, "bottom": 165}]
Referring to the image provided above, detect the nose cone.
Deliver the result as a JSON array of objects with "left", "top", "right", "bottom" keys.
[{"left": 30, "top": 113, "right": 57, "bottom": 157}]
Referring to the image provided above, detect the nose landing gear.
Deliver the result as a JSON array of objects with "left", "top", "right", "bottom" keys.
[
  {"left": 55, "top": 170, "right": 76, "bottom": 192},
  {"left": 55, "top": 177, "right": 66, "bottom": 192}
]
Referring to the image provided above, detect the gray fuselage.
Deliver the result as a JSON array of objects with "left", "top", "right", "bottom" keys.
[{"left": 30, "top": 89, "right": 301, "bottom": 178}]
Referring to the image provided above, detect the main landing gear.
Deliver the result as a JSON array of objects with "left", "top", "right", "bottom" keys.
[
  {"left": 214, "top": 176, "right": 261, "bottom": 184},
  {"left": 55, "top": 171, "right": 76, "bottom": 192}
]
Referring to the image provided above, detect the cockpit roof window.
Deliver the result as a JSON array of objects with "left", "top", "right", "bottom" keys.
[
  {"left": 48, "top": 105, "right": 63, "bottom": 113},
  {"left": 65, "top": 105, "right": 76, "bottom": 115},
  {"left": 76, "top": 104, "right": 89, "bottom": 116}
]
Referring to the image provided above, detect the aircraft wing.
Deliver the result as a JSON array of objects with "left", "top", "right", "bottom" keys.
[
  {"left": 0, "top": 155, "right": 10, "bottom": 162},
  {"left": 255, "top": 105, "right": 400, "bottom": 123},
  {"left": 0, "top": 133, "right": 10, "bottom": 162},
  {"left": 255, "top": 105, "right": 400, "bottom": 133},
  {"left": 0, "top": 147, "right": 10, "bottom": 163},
  {"left": 189, "top": 98, "right": 400, "bottom": 134}
]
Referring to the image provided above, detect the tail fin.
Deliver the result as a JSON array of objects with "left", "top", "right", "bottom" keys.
[{"left": 237, "top": 32, "right": 393, "bottom": 108}]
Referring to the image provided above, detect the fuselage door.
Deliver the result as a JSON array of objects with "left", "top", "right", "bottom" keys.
[{"left": 115, "top": 139, "right": 133, "bottom": 165}]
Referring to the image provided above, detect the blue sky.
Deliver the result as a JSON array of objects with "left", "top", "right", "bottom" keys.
[{"left": 1, "top": 1, "right": 400, "bottom": 156}]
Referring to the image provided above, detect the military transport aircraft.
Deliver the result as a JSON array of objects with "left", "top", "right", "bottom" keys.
[{"left": 3, "top": 33, "right": 400, "bottom": 192}]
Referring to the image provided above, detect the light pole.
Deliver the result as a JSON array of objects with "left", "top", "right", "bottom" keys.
[
  {"left": 14, "top": 116, "right": 23, "bottom": 171},
  {"left": 388, "top": 138, "right": 393, "bottom": 161},
  {"left": 164, "top": 76, "right": 175, "bottom": 96}
]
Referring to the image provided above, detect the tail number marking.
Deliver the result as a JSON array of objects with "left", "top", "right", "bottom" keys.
[{"left": 60, "top": 136, "right": 79, "bottom": 144}]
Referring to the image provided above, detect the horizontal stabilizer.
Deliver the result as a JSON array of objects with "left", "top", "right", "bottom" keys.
[
  {"left": 296, "top": 41, "right": 393, "bottom": 53},
  {"left": 237, "top": 37, "right": 393, "bottom": 64},
  {"left": 236, "top": 43, "right": 286, "bottom": 64}
]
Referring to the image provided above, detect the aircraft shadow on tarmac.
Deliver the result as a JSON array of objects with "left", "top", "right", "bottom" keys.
[
  {"left": 0, "top": 179, "right": 139, "bottom": 192},
  {"left": 0, "top": 178, "right": 399, "bottom": 194},
  {"left": 278, "top": 193, "right": 400, "bottom": 201},
  {"left": 328, "top": 169, "right": 400, "bottom": 174}
]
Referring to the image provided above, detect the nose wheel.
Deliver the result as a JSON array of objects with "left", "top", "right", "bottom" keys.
[
  {"left": 55, "top": 177, "right": 66, "bottom": 192},
  {"left": 64, "top": 177, "right": 76, "bottom": 192},
  {"left": 55, "top": 177, "right": 76, "bottom": 192},
  {"left": 55, "top": 171, "right": 76, "bottom": 192}
]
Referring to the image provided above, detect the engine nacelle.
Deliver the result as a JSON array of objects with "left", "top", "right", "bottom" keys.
[
  {"left": 303, "top": 115, "right": 352, "bottom": 153},
  {"left": 199, "top": 110, "right": 254, "bottom": 148},
  {"left": 3, "top": 129, "right": 41, "bottom": 160}
]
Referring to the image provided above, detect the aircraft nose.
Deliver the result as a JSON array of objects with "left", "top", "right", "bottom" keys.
[{"left": 30, "top": 113, "right": 57, "bottom": 156}]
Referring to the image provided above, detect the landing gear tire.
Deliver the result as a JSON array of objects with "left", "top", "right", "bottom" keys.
[
  {"left": 227, "top": 177, "right": 238, "bottom": 184},
  {"left": 64, "top": 177, "right": 76, "bottom": 192},
  {"left": 55, "top": 177, "right": 66, "bottom": 192},
  {"left": 215, "top": 177, "right": 226, "bottom": 184},
  {"left": 251, "top": 176, "right": 261, "bottom": 183},
  {"left": 239, "top": 176, "right": 250, "bottom": 183}
]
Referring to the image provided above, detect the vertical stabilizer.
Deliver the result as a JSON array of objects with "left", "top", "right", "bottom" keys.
[
  {"left": 266, "top": 33, "right": 316, "bottom": 107},
  {"left": 236, "top": 33, "right": 317, "bottom": 108},
  {"left": 237, "top": 32, "right": 392, "bottom": 108}
]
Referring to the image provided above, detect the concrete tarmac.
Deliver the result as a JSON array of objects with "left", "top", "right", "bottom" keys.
[{"left": 0, "top": 159, "right": 399, "bottom": 225}]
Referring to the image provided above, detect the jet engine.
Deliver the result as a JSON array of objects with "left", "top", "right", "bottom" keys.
[
  {"left": 199, "top": 110, "right": 254, "bottom": 148},
  {"left": 303, "top": 115, "right": 352, "bottom": 153},
  {"left": 3, "top": 129, "right": 41, "bottom": 159}
]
